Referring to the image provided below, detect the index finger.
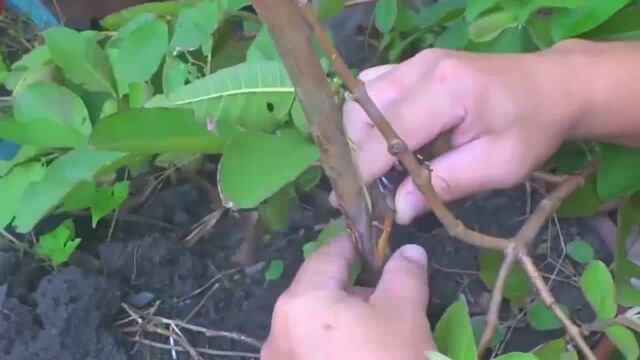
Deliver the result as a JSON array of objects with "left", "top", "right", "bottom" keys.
[{"left": 287, "top": 233, "right": 357, "bottom": 294}]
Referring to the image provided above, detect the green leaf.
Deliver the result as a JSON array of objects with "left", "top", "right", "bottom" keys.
[
  {"left": 218, "top": 129, "right": 319, "bottom": 209},
  {"left": 90, "top": 108, "right": 224, "bottom": 153},
  {"left": 433, "top": 296, "right": 477, "bottom": 360},
  {"left": 107, "top": 14, "right": 169, "bottom": 96},
  {"left": 265, "top": 259, "right": 285, "bottom": 281},
  {"left": 493, "top": 353, "right": 537, "bottom": 360},
  {"left": 597, "top": 143, "right": 640, "bottom": 201},
  {"left": 0, "top": 145, "right": 42, "bottom": 177},
  {"left": 605, "top": 324, "right": 640, "bottom": 360},
  {"left": 465, "top": 24, "right": 538, "bottom": 53},
  {"left": 62, "top": 181, "right": 97, "bottom": 211},
  {"left": 479, "top": 249, "right": 532, "bottom": 303},
  {"left": 317, "top": 0, "right": 344, "bottom": 19},
  {"left": 163, "top": 54, "right": 190, "bottom": 95},
  {"left": 0, "top": 120, "right": 87, "bottom": 148},
  {"left": 44, "top": 27, "right": 116, "bottom": 96},
  {"left": 470, "top": 315, "right": 505, "bottom": 348},
  {"left": 90, "top": 181, "right": 129, "bottom": 227},
  {"left": 303, "top": 217, "right": 347, "bottom": 258},
  {"left": 527, "top": 299, "right": 568, "bottom": 331},
  {"left": 533, "top": 338, "right": 567, "bottom": 360},
  {"left": 551, "top": 0, "right": 632, "bottom": 41},
  {"left": 0, "top": 51, "right": 7, "bottom": 83},
  {"left": 544, "top": 141, "right": 594, "bottom": 173},
  {"left": 258, "top": 184, "right": 297, "bottom": 232},
  {"left": 582, "top": 6, "right": 640, "bottom": 41},
  {"left": 395, "top": 5, "right": 419, "bottom": 32},
  {"left": 100, "top": 0, "right": 202, "bottom": 30},
  {"left": 419, "top": 0, "right": 467, "bottom": 28},
  {"left": 527, "top": 12, "right": 555, "bottom": 49},
  {"left": 567, "top": 239, "right": 595, "bottom": 264},
  {"left": 12, "top": 147, "right": 129, "bottom": 233},
  {"left": 246, "top": 27, "right": 281, "bottom": 62},
  {"left": 434, "top": 17, "right": 469, "bottom": 49},
  {"left": 466, "top": 0, "right": 500, "bottom": 21},
  {"left": 561, "top": 349, "right": 579, "bottom": 360},
  {"left": 468, "top": 9, "right": 519, "bottom": 42},
  {"left": 5, "top": 46, "right": 56, "bottom": 94},
  {"left": 556, "top": 175, "right": 602, "bottom": 217},
  {"left": 0, "top": 162, "right": 46, "bottom": 228},
  {"left": 128, "top": 82, "right": 153, "bottom": 108},
  {"left": 375, "top": 0, "right": 399, "bottom": 33},
  {"left": 145, "top": 61, "right": 296, "bottom": 136},
  {"left": 34, "top": 219, "right": 81, "bottom": 266},
  {"left": 580, "top": 259, "right": 617, "bottom": 319},
  {"left": 614, "top": 197, "right": 640, "bottom": 307},
  {"left": 425, "top": 352, "right": 454, "bottom": 360},
  {"left": 171, "top": 1, "right": 223, "bottom": 55},
  {"left": 13, "top": 81, "right": 91, "bottom": 136}
]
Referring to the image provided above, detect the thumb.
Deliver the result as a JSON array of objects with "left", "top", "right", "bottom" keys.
[{"left": 369, "top": 244, "right": 429, "bottom": 313}]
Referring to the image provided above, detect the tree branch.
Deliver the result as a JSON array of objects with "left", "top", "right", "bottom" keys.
[{"left": 249, "top": 0, "right": 393, "bottom": 282}]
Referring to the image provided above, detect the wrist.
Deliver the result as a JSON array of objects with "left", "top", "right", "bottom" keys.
[{"left": 544, "top": 39, "right": 640, "bottom": 146}]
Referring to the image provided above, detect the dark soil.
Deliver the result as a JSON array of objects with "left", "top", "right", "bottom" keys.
[{"left": 0, "top": 176, "right": 612, "bottom": 359}]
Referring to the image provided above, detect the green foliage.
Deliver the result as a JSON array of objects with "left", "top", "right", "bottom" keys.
[
  {"left": 566, "top": 239, "right": 595, "bottom": 264},
  {"left": 265, "top": 259, "right": 285, "bottom": 281},
  {"left": 605, "top": 324, "right": 640, "bottom": 360},
  {"left": 533, "top": 338, "right": 566, "bottom": 360},
  {"left": 615, "top": 198, "right": 640, "bottom": 306},
  {"left": 470, "top": 315, "right": 505, "bottom": 348},
  {"left": 527, "top": 299, "right": 568, "bottom": 331},
  {"left": 434, "top": 296, "right": 477, "bottom": 360},
  {"left": 580, "top": 260, "right": 617, "bottom": 320},
  {"left": 375, "top": 0, "right": 399, "bottom": 33},
  {"left": 34, "top": 220, "right": 82, "bottom": 266}
]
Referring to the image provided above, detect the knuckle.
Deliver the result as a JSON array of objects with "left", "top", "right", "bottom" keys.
[{"left": 433, "top": 56, "right": 472, "bottom": 84}]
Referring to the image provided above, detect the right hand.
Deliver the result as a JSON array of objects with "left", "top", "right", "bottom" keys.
[{"left": 341, "top": 42, "right": 589, "bottom": 224}]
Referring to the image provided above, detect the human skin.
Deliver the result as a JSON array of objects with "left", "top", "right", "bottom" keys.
[{"left": 261, "top": 38, "right": 640, "bottom": 359}]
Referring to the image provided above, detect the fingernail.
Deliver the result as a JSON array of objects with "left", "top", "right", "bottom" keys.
[{"left": 400, "top": 244, "right": 427, "bottom": 265}]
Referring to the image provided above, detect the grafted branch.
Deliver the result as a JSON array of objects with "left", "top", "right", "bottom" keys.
[{"left": 251, "top": 1, "right": 597, "bottom": 359}]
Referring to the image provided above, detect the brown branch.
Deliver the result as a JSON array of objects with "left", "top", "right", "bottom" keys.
[
  {"left": 250, "top": 0, "right": 393, "bottom": 282},
  {"left": 477, "top": 246, "right": 517, "bottom": 355},
  {"left": 520, "top": 255, "right": 593, "bottom": 358}
]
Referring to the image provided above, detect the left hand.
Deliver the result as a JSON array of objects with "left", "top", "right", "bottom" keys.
[{"left": 260, "top": 233, "right": 436, "bottom": 360}]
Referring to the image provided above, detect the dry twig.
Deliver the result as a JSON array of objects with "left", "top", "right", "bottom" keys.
[{"left": 251, "top": 1, "right": 598, "bottom": 359}]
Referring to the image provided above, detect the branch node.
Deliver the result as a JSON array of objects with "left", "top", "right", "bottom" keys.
[{"left": 388, "top": 139, "right": 406, "bottom": 157}]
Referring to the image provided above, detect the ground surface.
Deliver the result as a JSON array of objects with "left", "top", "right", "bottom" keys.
[{"left": 0, "top": 177, "right": 613, "bottom": 359}]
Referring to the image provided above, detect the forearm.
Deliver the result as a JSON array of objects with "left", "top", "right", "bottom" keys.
[{"left": 550, "top": 39, "right": 640, "bottom": 146}]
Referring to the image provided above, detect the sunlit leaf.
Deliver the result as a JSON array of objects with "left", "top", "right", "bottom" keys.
[
  {"left": 90, "top": 108, "right": 224, "bottom": 153},
  {"left": 218, "top": 129, "right": 319, "bottom": 209},
  {"left": 375, "top": 0, "right": 399, "bottom": 33},
  {"left": 246, "top": 26, "right": 281, "bottom": 62},
  {"left": 465, "top": 0, "right": 500, "bottom": 21},
  {"left": 434, "top": 17, "right": 469, "bottom": 49},
  {"left": 317, "top": 0, "right": 344, "bottom": 19},
  {"left": 0, "top": 120, "right": 87, "bottom": 148},
  {"left": 34, "top": 219, "right": 81, "bottom": 266},
  {"left": 580, "top": 260, "right": 617, "bottom": 319},
  {"left": 146, "top": 61, "right": 296, "bottom": 136},
  {"left": 605, "top": 324, "right": 640, "bottom": 360},
  {"left": 419, "top": 0, "right": 467, "bottom": 28},
  {"left": 582, "top": 6, "right": 640, "bottom": 41},
  {"left": 258, "top": 184, "right": 297, "bottom": 232},
  {"left": 434, "top": 296, "right": 477, "bottom": 360},
  {"left": 0, "top": 161, "right": 46, "bottom": 228},
  {"left": 91, "top": 181, "right": 130, "bottom": 227},
  {"left": 556, "top": 176, "right": 602, "bottom": 217},
  {"left": 61, "top": 181, "right": 97, "bottom": 211},
  {"left": 566, "top": 239, "right": 595, "bottom": 264},
  {"left": 107, "top": 14, "right": 168, "bottom": 96},
  {"left": 163, "top": 54, "right": 189, "bottom": 95},
  {"left": 43, "top": 27, "right": 116, "bottom": 96},
  {"left": 493, "top": 353, "right": 537, "bottom": 360},
  {"left": 13, "top": 80, "right": 91, "bottom": 136},
  {"left": 170, "top": 1, "right": 223, "bottom": 55},
  {"left": 12, "top": 146, "right": 129, "bottom": 233}
]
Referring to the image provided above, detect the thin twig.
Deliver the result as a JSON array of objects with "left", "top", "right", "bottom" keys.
[{"left": 130, "top": 337, "right": 260, "bottom": 358}]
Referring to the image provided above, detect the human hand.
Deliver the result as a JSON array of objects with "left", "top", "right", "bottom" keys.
[
  {"left": 341, "top": 44, "right": 587, "bottom": 224},
  {"left": 260, "top": 234, "right": 435, "bottom": 360}
]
